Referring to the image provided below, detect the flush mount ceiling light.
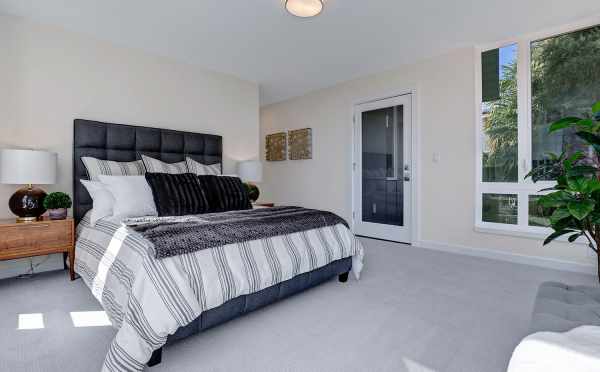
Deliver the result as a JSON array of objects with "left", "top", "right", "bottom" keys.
[{"left": 285, "top": 0, "right": 323, "bottom": 18}]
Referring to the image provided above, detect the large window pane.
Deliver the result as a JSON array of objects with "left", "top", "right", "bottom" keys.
[
  {"left": 481, "top": 44, "right": 518, "bottom": 182},
  {"left": 528, "top": 195, "right": 552, "bottom": 227},
  {"left": 482, "top": 193, "right": 518, "bottom": 224},
  {"left": 531, "top": 26, "right": 600, "bottom": 176}
]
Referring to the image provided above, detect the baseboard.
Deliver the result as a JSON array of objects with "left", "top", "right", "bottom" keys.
[
  {"left": 414, "top": 239, "right": 596, "bottom": 275},
  {"left": 0, "top": 254, "right": 64, "bottom": 280}
]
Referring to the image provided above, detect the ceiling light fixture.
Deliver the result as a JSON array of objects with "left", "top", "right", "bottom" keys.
[{"left": 285, "top": 0, "right": 323, "bottom": 18}]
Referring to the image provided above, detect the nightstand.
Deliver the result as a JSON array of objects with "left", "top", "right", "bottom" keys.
[
  {"left": 0, "top": 218, "right": 75, "bottom": 280},
  {"left": 253, "top": 202, "right": 275, "bottom": 208}
]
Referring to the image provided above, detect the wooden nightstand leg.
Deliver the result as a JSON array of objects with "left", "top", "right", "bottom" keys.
[
  {"left": 69, "top": 250, "right": 76, "bottom": 281},
  {"left": 69, "top": 220, "right": 75, "bottom": 280}
]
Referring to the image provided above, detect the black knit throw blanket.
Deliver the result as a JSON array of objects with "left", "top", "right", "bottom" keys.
[{"left": 123, "top": 206, "right": 349, "bottom": 259}]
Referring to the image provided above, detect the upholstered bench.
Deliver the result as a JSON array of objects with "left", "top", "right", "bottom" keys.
[{"left": 530, "top": 281, "right": 600, "bottom": 334}]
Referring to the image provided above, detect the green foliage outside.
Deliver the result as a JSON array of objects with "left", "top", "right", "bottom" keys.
[
  {"left": 483, "top": 25, "right": 600, "bottom": 181},
  {"left": 482, "top": 61, "right": 518, "bottom": 181}
]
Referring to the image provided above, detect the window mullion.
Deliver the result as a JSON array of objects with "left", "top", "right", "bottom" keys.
[
  {"left": 516, "top": 39, "right": 530, "bottom": 184},
  {"left": 517, "top": 39, "right": 531, "bottom": 227},
  {"left": 517, "top": 192, "right": 528, "bottom": 228},
  {"left": 475, "top": 48, "right": 483, "bottom": 227}
]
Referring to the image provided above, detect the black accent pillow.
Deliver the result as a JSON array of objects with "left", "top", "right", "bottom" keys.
[
  {"left": 145, "top": 173, "right": 210, "bottom": 216},
  {"left": 197, "top": 175, "right": 252, "bottom": 212}
]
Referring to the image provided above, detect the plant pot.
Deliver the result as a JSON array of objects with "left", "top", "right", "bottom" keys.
[{"left": 48, "top": 208, "right": 67, "bottom": 220}]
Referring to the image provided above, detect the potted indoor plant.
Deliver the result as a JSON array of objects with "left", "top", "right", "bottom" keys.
[
  {"left": 528, "top": 101, "right": 600, "bottom": 282},
  {"left": 43, "top": 192, "right": 72, "bottom": 220},
  {"left": 243, "top": 182, "right": 260, "bottom": 203}
]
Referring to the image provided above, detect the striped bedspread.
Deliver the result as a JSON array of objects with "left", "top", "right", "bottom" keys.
[{"left": 75, "top": 213, "right": 364, "bottom": 372}]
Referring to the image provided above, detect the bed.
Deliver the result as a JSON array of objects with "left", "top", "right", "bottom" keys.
[{"left": 72, "top": 119, "right": 365, "bottom": 372}]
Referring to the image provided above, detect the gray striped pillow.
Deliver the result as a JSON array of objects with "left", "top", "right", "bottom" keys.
[
  {"left": 81, "top": 157, "right": 145, "bottom": 181},
  {"left": 141, "top": 155, "right": 188, "bottom": 174},
  {"left": 186, "top": 157, "right": 221, "bottom": 176}
]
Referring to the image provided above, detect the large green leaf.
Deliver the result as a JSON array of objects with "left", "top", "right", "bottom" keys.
[
  {"left": 539, "top": 191, "right": 571, "bottom": 208},
  {"left": 592, "top": 100, "right": 600, "bottom": 115},
  {"left": 551, "top": 216, "right": 579, "bottom": 231},
  {"left": 538, "top": 186, "right": 561, "bottom": 192},
  {"left": 576, "top": 131, "right": 600, "bottom": 154},
  {"left": 567, "top": 177, "right": 588, "bottom": 192},
  {"left": 550, "top": 208, "right": 572, "bottom": 225},
  {"left": 590, "top": 211, "right": 600, "bottom": 224},
  {"left": 567, "top": 177, "right": 600, "bottom": 194},
  {"left": 548, "top": 117, "right": 582, "bottom": 133},
  {"left": 586, "top": 179, "right": 600, "bottom": 194},
  {"left": 566, "top": 177, "right": 600, "bottom": 194},
  {"left": 543, "top": 229, "right": 576, "bottom": 245},
  {"left": 568, "top": 233, "right": 583, "bottom": 242},
  {"left": 575, "top": 119, "right": 595, "bottom": 131},
  {"left": 567, "top": 165, "right": 599, "bottom": 178},
  {"left": 567, "top": 199, "right": 595, "bottom": 220},
  {"left": 564, "top": 151, "right": 584, "bottom": 170}
]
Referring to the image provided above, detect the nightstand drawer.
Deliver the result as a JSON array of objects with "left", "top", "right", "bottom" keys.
[{"left": 0, "top": 220, "right": 72, "bottom": 251}]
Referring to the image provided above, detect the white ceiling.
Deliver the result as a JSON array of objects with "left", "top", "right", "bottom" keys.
[{"left": 1, "top": 0, "right": 599, "bottom": 106}]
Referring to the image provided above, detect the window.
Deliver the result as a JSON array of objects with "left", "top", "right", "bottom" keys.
[
  {"left": 481, "top": 44, "right": 518, "bottom": 183},
  {"left": 476, "top": 23, "right": 600, "bottom": 235},
  {"left": 482, "top": 194, "right": 518, "bottom": 224}
]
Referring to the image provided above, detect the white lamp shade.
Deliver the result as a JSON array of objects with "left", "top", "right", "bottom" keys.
[
  {"left": 0, "top": 149, "right": 57, "bottom": 185},
  {"left": 237, "top": 160, "right": 263, "bottom": 183}
]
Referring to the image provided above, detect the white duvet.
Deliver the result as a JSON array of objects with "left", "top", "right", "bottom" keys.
[
  {"left": 508, "top": 326, "right": 600, "bottom": 372},
  {"left": 75, "top": 212, "right": 364, "bottom": 372}
]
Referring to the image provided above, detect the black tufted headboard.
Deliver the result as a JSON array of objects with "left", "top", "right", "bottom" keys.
[{"left": 73, "top": 119, "right": 222, "bottom": 224}]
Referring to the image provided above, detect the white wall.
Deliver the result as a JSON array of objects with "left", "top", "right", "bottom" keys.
[
  {"left": 260, "top": 47, "right": 596, "bottom": 273},
  {"left": 0, "top": 14, "right": 260, "bottom": 278}
]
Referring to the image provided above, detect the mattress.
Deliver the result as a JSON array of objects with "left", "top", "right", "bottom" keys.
[{"left": 75, "top": 212, "right": 364, "bottom": 372}]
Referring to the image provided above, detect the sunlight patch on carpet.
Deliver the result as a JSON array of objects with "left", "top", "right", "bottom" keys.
[
  {"left": 70, "top": 311, "right": 111, "bottom": 327},
  {"left": 18, "top": 313, "right": 44, "bottom": 330}
]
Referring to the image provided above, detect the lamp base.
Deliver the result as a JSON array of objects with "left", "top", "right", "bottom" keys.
[
  {"left": 16, "top": 216, "right": 40, "bottom": 223},
  {"left": 9, "top": 185, "right": 47, "bottom": 223}
]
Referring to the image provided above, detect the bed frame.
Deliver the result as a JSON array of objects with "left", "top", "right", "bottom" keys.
[{"left": 72, "top": 119, "right": 351, "bottom": 367}]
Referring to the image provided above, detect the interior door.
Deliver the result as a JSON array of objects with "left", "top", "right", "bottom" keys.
[{"left": 353, "top": 94, "right": 412, "bottom": 243}]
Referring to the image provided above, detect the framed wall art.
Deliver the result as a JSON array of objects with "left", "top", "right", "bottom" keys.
[
  {"left": 265, "top": 132, "right": 287, "bottom": 161},
  {"left": 288, "top": 128, "right": 312, "bottom": 160}
]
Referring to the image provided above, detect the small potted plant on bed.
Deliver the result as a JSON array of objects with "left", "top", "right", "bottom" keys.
[
  {"left": 527, "top": 101, "right": 600, "bottom": 282},
  {"left": 43, "top": 192, "right": 72, "bottom": 220}
]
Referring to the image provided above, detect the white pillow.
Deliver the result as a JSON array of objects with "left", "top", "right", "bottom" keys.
[
  {"left": 81, "top": 157, "right": 145, "bottom": 181},
  {"left": 186, "top": 157, "right": 221, "bottom": 176},
  {"left": 141, "top": 155, "right": 188, "bottom": 174},
  {"left": 98, "top": 175, "right": 157, "bottom": 219},
  {"left": 81, "top": 180, "right": 115, "bottom": 226}
]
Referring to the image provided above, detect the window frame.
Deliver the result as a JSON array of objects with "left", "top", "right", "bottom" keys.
[{"left": 474, "top": 17, "right": 600, "bottom": 241}]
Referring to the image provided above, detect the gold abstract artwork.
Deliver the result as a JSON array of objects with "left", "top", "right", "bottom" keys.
[
  {"left": 265, "top": 132, "right": 287, "bottom": 161},
  {"left": 288, "top": 128, "right": 312, "bottom": 160}
]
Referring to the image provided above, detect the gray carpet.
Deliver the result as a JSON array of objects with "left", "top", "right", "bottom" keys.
[{"left": 0, "top": 238, "right": 597, "bottom": 372}]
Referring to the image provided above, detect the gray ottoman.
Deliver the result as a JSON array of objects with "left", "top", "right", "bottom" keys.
[{"left": 530, "top": 282, "right": 600, "bottom": 334}]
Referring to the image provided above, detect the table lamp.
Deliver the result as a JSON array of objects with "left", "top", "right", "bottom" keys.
[
  {"left": 237, "top": 160, "right": 263, "bottom": 202},
  {"left": 0, "top": 149, "right": 57, "bottom": 222}
]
